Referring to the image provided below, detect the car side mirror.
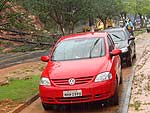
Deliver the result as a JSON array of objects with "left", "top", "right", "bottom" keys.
[
  {"left": 110, "top": 49, "right": 122, "bottom": 57},
  {"left": 41, "top": 56, "right": 49, "bottom": 62},
  {"left": 128, "top": 36, "right": 135, "bottom": 43}
]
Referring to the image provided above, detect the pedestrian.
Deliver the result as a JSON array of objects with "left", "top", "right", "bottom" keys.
[
  {"left": 125, "top": 19, "right": 134, "bottom": 36},
  {"left": 96, "top": 18, "right": 104, "bottom": 30}
]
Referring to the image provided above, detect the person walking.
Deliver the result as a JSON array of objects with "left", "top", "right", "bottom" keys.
[{"left": 125, "top": 19, "right": 134, "bottom": 36}]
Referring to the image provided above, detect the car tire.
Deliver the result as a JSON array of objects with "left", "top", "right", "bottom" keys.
[
  {"left": 120, "top": 71, "right": 123, "bottom": 84},
  {"left": 133, "top": 53, "right": 136, "bottom": 59},
  {"left": 126, "top": 53, "right": 132, "bottom": 66},
  {"left": 147, "top": 28, "right": 150, "bottom": 33},
  {"left": 42, "top": 103, "right": 54, "bottom": 110},
  {"left": 111, "top": 80, "right": 119, "bottom": 105},
  {"left": 133, "top": 44, "right": 136, "bottom": 59}
]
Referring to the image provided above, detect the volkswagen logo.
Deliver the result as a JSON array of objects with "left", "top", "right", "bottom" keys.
[{"left": 68, "top": 78, "right": 76, "bottom": 85}]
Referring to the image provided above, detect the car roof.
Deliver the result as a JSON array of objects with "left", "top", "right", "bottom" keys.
[
  {"left": 104, "top": 27, "right": 126, "bottom": 32},
  {"left": 59, "top": 32, "right": 108, "bottom": 41}
]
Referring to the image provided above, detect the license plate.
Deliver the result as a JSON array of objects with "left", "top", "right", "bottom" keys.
[{"left": 63, "top": 90, "right": 82, "bottom": 97}]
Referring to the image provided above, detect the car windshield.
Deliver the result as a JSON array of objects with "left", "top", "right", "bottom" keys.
[
  {"left": 52, "top": 37, "right": 105, "bottom": 61},
  {"left": 109, "top": 30, "right": 126, "bottom": 42}
]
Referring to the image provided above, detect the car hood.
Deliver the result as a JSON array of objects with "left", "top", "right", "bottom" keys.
[
  {"left": 114, "top": 40, "right": 128, "bottom": 49},
  {"left": 45, "top": 57, "right": 108, "bottom": 79}
]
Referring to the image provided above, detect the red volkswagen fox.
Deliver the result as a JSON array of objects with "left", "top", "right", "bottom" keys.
[{"left": 39, "top": 32, "right": 122, "bottom": 110}]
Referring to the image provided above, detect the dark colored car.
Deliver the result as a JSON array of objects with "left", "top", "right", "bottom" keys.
[
  {"left": 146, "top": 22, "right": 150, "bottom": 33},
  {"left": 105, "top": 27, "right": 136, "bottom": 66},
  {"left": 39, "top": 32, "right": 122, "bottom": 110}
]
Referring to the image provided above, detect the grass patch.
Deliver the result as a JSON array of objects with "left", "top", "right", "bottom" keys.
[
  {"left": 134, "top": 28, "right": 146, "bottom": 36},
  {"left": 0, "top": 75, "right": 40, "bottom": 102},
  {"left": 0, "top": 40, "right": 5, "bottom": 45},
  {"left": 129, "top": 101, "right": 141, "bottom": 111}
]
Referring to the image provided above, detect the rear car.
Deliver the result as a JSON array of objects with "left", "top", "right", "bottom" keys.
[
  {"left": 105, "top": 27, "right": 136, "bottom": 66},
  {"left": 39, "top": 32, "right": 122, "bottom": 110},
  {"left": 146, "top": 21, "right": 150, "bottom": 33}
]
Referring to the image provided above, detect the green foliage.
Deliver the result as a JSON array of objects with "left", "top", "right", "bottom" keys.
[
  {"left": 21, "top": 0, "right": 93, "bottom": 34},
  {"left": 0, "top": 0, "right": 11, "bottom": 12},
  {"left": 0, "top": 40, "right": 13, "bottom": 48},
  {"left": 5, "top": 12, "right": 35, "bottom": 31},
  {"left": 0, "top": 40, "right": 5, "bottom": 44},
  {"left": 0, "top": 75, "right": 39, "bottom": 101},
  {"left": 1, "top": 0, "right": 149, "bottom": 34},
  {"left": 122, "top": 0, "right": 150, "bottom": 16},
  {"left": 134, "top": 28, "right": 146, "bottom": 36},
  {"left": 93, "top": 0, "right": 121, "bottom": 19},
  {"left": 11, "top": 44, "right": 39, "bottom": 52}
]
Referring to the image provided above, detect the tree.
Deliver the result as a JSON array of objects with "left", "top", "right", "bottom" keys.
[
  {"left": 0, "top": 0, "right": 10, "bottom": 12},
  {"left": 93, "top": 0, "right": 123, "bottom": 28},
  {"left": 0, "top": 0, "right": 12, "bottom": 26},
  {"left": 22, "top": 0, "right": 93, "bottom": 35},
  {"left": 122, "top": 0, "right": 150, "bottom": 26}
]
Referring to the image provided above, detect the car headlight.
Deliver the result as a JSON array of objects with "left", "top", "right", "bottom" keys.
[
  {"left": 121, "top": 47, "right": 128, "bottom": 53},
  {"left": 40, "top": 77, "right": 51, "bottom": 86},
  {"left": 95, "top": 72, "right": 112, "bottom": 82}
]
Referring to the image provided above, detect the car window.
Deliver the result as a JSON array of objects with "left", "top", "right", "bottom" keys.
[
  {"left": 52, "top": 37, "right": 105, "bottom": 61},
  {"left": 109, "top": 30, "right": 126, "bottom": 42},
  {"left": 107, "top": 35, "right": 114, "bottom": 52},
  {"left": 108, "top": 34, "right": 115, "bottom": 46},
  {"left": 124, "top": 28, "right": 131, "bottom": 38}
]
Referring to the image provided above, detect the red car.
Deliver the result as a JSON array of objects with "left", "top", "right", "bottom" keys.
[{"left": 39, "top": 32, "right": 122, "bottom": 110}]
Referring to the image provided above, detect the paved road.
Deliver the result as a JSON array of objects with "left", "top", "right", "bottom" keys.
[{"left": 0, "top": 50, "right": 49, "bottom": 69}]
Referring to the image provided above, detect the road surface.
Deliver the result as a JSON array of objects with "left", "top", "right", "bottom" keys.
[{"left": 0, "top": 50, "right": 49, "bottom": 69}]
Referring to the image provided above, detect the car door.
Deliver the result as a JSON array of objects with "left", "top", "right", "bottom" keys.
[{"left": 107, "top": 35, "right": 121, "bottom": 84}]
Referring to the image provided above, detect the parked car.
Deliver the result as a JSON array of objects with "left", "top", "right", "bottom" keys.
[
  {"left": 39, "top": 32, "right": 122, "bottom": 110},
  {"left": 104, "top": 27, "right": 136, "bottom": 66},
  {"left": 146, "top": 21, "right": 150, "bottom": 33},
  {"left": 134, "top": 16, "right": 141, "bottom": 30}
]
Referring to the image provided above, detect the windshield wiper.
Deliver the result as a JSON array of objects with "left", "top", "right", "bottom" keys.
[
  {"left": 89, "top": 38, "right": 100, "bottom": 58},
  {"left": 112, "top": 34, "right": 122, "bottom": 40}
]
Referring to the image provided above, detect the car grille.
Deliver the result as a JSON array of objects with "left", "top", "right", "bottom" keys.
[
  {"left": 56, "top": 95, "right": 92, "bottom": 102},
  {"left": 52, "top": 76, "right": 93, "bottom": 86}
]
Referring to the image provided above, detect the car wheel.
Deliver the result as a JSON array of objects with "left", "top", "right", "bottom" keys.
[
  {"left": 111, "top": 80, "right": 119, "bottom": 105},
  {"left": 126, "top": 53, "right": 132, "bottom": 66},
  {"left": 133, "top": 53, "right": 136, "bottom": 59},
  {"left": 42, "top": 103, "right": 54, "bottom": 110},
  {"left": 120, "top": 70, "right": 123, "bottom": 84},
  {"left": 133, "top": 44, "right": 136, "bottom": 59}
]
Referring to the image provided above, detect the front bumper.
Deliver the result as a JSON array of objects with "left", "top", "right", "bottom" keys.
[{"left": 39, "top": 80, "right": 115, "bottom": 104}]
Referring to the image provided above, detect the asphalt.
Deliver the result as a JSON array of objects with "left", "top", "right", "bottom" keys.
[{"left": 0, "top": 50, "right": 49, "bottom": 69}]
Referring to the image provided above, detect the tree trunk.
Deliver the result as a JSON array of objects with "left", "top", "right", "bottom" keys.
[
  {"left": 139, "top": 14, "right": 143, "bottom": 27},
  {"left": 89, "top": 15, "right": 94, "bottom": 31},
  {"left": 59, "top": 24, "right": 65, "bottom": 36},
  {"left": 71, "top": 23, "right": 74, "bottom": 34}
]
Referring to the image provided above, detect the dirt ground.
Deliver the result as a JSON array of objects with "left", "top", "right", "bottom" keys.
[
  {"left": 0, "top": 61, "right": 46, "bottom": 113},
  {"left": 128, "top": 33, "right": 150, "bottom": 113}
]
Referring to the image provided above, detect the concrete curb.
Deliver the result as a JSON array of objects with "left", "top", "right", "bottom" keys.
[
  {"left": 121, "top": 44, "right": 147, "bottom": 113},
  {"left": 9, "top": 93, "right": 39, "bottom": 113}
]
